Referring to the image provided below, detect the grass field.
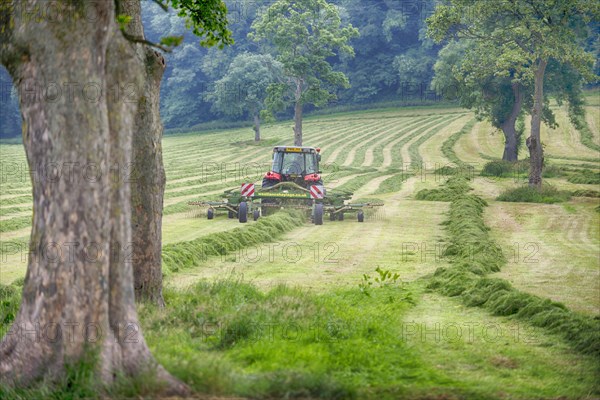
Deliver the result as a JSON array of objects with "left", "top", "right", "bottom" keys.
[{"left": 1, "top": 95, "right": 599, "bottom": 398}]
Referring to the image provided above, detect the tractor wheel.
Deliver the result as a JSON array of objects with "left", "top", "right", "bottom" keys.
[
  {"left": 314, "top": 203, "right": 324, "bottom": 225},
  {"left": 253, "top": 209, "right": 260, "bottom": 221},
  {"left": 228, "top": 210, "right": 235, "bottom": 219},
  {"left": 238, "top": 202, "right": 248, "bottom": 223},
  {"left": 207, "top": 208, "right": 214, "bottom": 220},
  {"left": 338, "top": 212, "right": 344, "bottom": 221},
  {"left": 357, "top": 211, "right": 364, "bottom": 223},
  {"left": 329, "top": 212, "right": 336, "bottom": 221}
]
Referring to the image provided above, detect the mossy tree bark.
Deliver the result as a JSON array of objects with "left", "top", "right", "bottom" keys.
[
  {"left": 0, "top": 1, "right": 186, "bottom": 393},
  {"left": 120, "top": 0, "right": 167, "bottom": 307}
]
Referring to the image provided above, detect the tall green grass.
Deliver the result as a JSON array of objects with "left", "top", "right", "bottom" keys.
[{"left": 497, "top": 185, "right": 571, "bottom": 204}]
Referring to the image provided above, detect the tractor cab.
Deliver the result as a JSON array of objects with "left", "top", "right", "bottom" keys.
[{"left": 263, "top": 146, "right": 322, "bottom": 188}]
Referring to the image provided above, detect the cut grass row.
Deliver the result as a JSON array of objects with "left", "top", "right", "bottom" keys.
[{"left": 417, "top": 176, "right": 600, "bottom": 356}]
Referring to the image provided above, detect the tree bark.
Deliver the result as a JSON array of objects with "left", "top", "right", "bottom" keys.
[
  {"left": 121, "top": 0, "right": 167, "bottom": 307},
  {"left": 0, "top": 1, "right": 186, "bottom": 393},
  {"left": 293, "top": 79, "right": 303, "bottom": 146},
  {"left": 527, "top": 59, "right": 547, "bottom": 188},
  {"left": 253, "top": 112, "right": 261, "bottom": 142},
  {"left": 501, "top": 82, "right": 523, "bottom": 162}
]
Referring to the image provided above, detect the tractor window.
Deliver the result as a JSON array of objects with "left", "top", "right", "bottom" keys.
[
  {"left": 272, "top": 152, "right": 284, "bottom": 173},
  {"left": 305, "top": 153, "right": 318, "bottom": 174},
  {"left": 281, "top": 153, "right": 304, "bottom": 175},
  {"left": 271, "top": 151, "right": 318, "bottom": 175}
]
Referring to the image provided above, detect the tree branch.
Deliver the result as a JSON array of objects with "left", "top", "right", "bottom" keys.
[{"left": 122, "top": 31, "right": 172, "bottom": 53}]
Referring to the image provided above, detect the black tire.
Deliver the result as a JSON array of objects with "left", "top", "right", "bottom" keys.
[
  {"left": 253, "top": 209, "right": 260, "bottom": 221},
  {"left": 238, "top": 202, "right": 248, "bottom": 223},
  {"left": 314, "top": 203, "right": 323, "bottom": 225},
  {"left": 357, "top": 211, "right": 364, "bottom": 223},
  {"left": 329, "top": 212, "right": 336, "bottom": 221},
  {"left": 228, "top": 210, "right": 235, "bottom": 219},
  {"left": 338, "top": 212, "right": 344, "bottom": 221},
  {"left": 207, "top": 208, "right": 214, "bottom": 220}
]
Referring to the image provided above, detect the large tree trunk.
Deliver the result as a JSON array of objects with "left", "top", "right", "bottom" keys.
[
  {"left": 527, "top": 59, "right": 547, "bottom": 188},
  {"left": 501, "top": 82, "right": 523, "bottom": 162},
  {"left": 293, "top": 79, "right": 303, "bottom": 146},
  {"left": 0, "top": 1, "right": 186, "bottom": 393},
  {"left": 122, "top": 0, "right": 167, "bottom": 307},
  {"left": 253, "top": 112, "right": 261, "bottom": 141}
]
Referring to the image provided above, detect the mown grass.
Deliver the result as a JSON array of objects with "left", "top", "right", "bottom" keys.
[
  {"left": 574, "top": 113, "right": 600, "bottom": 152},
  {"left": 567, "top": 168, "right": 600, "bottom": 184},
  {"left": 161, "top": 210, "right": 305, "bottom": 274},
  {"left": 373, "top": 170, "right": 409, "bottom": 194},
  {"left": 440, "top": 118, "right": 477, "bottom": 168},
  {"left": 414, "top": 175, "right": 474, "bottom": 202},
  {"left": 497, "top": 185, "right": 572, "bottom": 204},
  {"left": 0, "top": 216, "right": 32, "bottom": 233},
  {"left": 419, "top": 177, "right": 600, "bottom": 357},
  {"left": 139, "top": 278, "right": 491, "bottom": 400}
]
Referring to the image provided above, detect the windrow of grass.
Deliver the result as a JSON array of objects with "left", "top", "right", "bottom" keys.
[
  {"left": 0, "top": 215, "right": 32, "bottom": 233},
  {"left": 418, "top": 176, "right": 600, "bottom": 357},
  {"left": 440, "top": 118, "right": 477, "bottom": 167},
  {"left": 161, "top": 210, "right": 305, "bottom": 274},
  {"left": 574, "top": 113, "right": 600, "bottom": 153},
  {"left": 373, "top": 169, "right": 409, "bottom": 194}
]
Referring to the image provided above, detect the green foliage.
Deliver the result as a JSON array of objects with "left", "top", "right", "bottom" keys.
[
  {"left": 358, "top": 267, "right": 406, "bottom": 298},
  {"left": 250, "top": 0, "right": 359, "bottom": 116},
  {"left": 497, "top": 185, "right": 572, "bottom": 204},
  {"left": 162, "top": 0, "right": 233, "bottom": 48},
  {"left": 209, "top": 52, "right": 283, "bottom": 122}
]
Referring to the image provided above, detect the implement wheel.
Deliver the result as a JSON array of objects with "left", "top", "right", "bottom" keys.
[
  {"left": 253, "top": 209, "right": 260, "bottom": 221},
  {"left": 228, "top": 210, "right": 235, "bottom": 219},
  {"left": 207, "top": 208, "right": 214, "bottom": 220},
  {"left": 357, "top": 211, "right": 364, "bottom": 223},
  {"left": 239, "top": 202, "right": 248, "bottom": 223},
  {"left": 329, "top": 212, "right": 336, "bottom": 221},
  {"left": 314, "top": 203, "right": 324, "bottom": 226},
  {"left": 338, "top": 212, "right": 344, "bottom": 221}
]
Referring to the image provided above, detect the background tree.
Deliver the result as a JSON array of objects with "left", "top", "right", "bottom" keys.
[
  {"left": 210, "top": 53, "right": 283, "bottom": 141},
  {"left": 428, "top": 0, "right": 598, "bottom": 187},
  {"left": 250, "top": 0, "right": 359, "bottom": 146}
]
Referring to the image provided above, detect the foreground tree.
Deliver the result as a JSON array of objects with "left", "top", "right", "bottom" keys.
[
  {"left": 250, "top": 0, "right": 358, "bottom": 146},
  {"left": 210, "top": 53, "right": 283, "bottom": 141},
  {"left": 428, "top": 0, "right": 597, "bottom": 187},
  {"left": 0, "top": 0, "right": 230, "bottom": 391}
]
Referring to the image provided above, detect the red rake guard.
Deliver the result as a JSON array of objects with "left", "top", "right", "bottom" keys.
[
  {"left": 241, "top": 183, "right": 255, "bottom": 197},
  {"left": 309, "top": 185, "right": 324, "bottom": 199}
]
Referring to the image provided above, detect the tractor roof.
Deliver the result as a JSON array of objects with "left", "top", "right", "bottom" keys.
[{"left": 273, "top": 146, "right": 320, "bottom": 153}]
